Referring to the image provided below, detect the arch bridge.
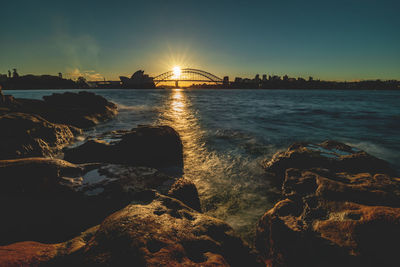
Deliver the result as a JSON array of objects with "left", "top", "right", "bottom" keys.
[{"left": 153, "top": 68, "right": 223, "bottom": 87}]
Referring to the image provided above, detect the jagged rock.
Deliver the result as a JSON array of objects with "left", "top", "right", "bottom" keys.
[
  {"left": 0, "top": 113, "right": 80, "bottom": 159},
  {"left": 40, "top": 91, "right": 118, "bottom": 128},
  {"left": 64, "top": 125, "right": 184, "bottom": 169},
  {"left": 0, "top": 226, "right": 99, "bottom": 267},
  {"left": 256, "top": 168, "right": 400, "bottom": 267},
  {"left": 0, "top": 91, "right": 118, "bottom": 128},
  {"left": 263, "top": 140, "right": 396, "bottom": 184},
  {"left": 168, "top": 178, "right": 202, "bottom": 212},
  {"left": 0, "top": 194, "right": 263, "bottom": 267},
  {"left": 0, "top": 158, "right": 176, "bottom": 245},
  {"left": 0, "top": 157, "right": 84, "bottom": 193},
  {"left": 64, "top": 139, "right": 112, "bottom": 163}
]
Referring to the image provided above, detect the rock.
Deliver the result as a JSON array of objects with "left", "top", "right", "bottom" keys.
[
  {"left": 0, "top": 158, "right": 177, "bottom": 245},
  {"left": 41, "top": 91, "right": 118, "bottom": 128},
  {"left": 0, "top": 113, "right": 80, "bottom": 159},
  {"left": 0, "top": 194, "right": 263, "bottom": 266},
  {"left": 168, "top": 178, "right": 202, "bottom": 212},
  {"left": 0, "top": 157, "right": 84, "bottom": 194},
  {"left": 283, "top": 169, "right": 400, "bottom": 207},
  {"left": 64, "top": 125, "right": 184, "bottom": 169},
  {"left": 0, "top": 91, "right": 118, "bottom": 128},
  {"left": 263, "top": 140, "right": 396, "bottom": 184},
  {"left": 0, "top": 241, "right": 60, "bottom": 267},
  {"left": 64, "top": 139, "right": 112, "bottom": 163},
  {"left": 0, "top": 226, "right": 99, "bottom": 267},
  {"left": 255, "top": 168, "right": 400, "bottom": 267}
]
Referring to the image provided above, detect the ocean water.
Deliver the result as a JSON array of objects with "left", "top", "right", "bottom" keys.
[{"left": 6, "top": 89, "right": 400, "bottom": 241}]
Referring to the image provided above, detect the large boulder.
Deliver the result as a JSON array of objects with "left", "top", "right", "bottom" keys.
[
  {"left": 0, "top": 158, "right": 178, "bottom": 245},
  {"left": 256, "top": 142, "right": 400, "bottom": 267},
  {"left": 168, "top": 178, "right": 202, "bottom": 212},
  {"left": 0, "top": 91, "right": 118, "bottom": 128},
  {"left": 64, "top": 125, "right": 184, "bottom": 169},
  {"left": 40, "top": 91, "right": 118, "bottom": 128},
  {"left": 0, "top": 194, "right": 263, "bottom": 266},
  {"left": 0, "top": 113, "right": 80, "bottom": 159},
  {"left": 263, "top": 140, "right": 396, "bottom": 184},
  {"left": 0, "top": 226, "right": 99, "bottom": 267}
]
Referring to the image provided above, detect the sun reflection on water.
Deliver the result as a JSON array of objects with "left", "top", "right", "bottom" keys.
[
  {"left": 158, "top": 89, "right": 206, "bottom": 158},
  {"left": 157, "top": 89, "right": 272, "bottom": 243},
  {"left": 158, "top": 88, "right": 209, "bottom": 190}
]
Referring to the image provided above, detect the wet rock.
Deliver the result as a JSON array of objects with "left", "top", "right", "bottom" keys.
[
  {"left": 168, "top": 178, "right": 202, "bottom": 212},
  {"left": 0, "top": 226, "right": 99, "bottom": 267},
  {"left": 0, "top": 194, "right": 263, "bottom": 266},
  {"left": 263, "top": 140, "right": 396, "bottom": 184},
  {"left": 64, "top": 139, "right": 112, "bottom": 163},
  {"left": 64, "top": 125, "right": 184, "bottom": 169},
  {"left": 0, "top": 91, "right": 118, "bottom": 128},
  {"left": 90, "top": 164, "right": 176, "bottom": 197},
  {"left": 0, "top": 157, "right": 85, "bottom": 193},
  {"left": 0, "top": 113, "right": 80, "bottom": 159},
  {"left": 0, "top": 158, "right": 176, "bottom": 245},
  {"left": 41, "top": 91, "right": 118, "bottom": 128},
  {"left": 256, "top": 168, "right": 400, "bottom": 267}
]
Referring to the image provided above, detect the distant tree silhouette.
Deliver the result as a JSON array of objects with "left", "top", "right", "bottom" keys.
[
  {"left": 77, "top": 76, "right": 86, "bottom": 83},
  {"left": 12, "top": 69, "right": 19, "bottom": 78},
  {"left": 76, "top": 76, "right": 89, "bottom": 88}
]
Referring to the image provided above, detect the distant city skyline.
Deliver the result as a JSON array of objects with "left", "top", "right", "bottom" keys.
[{"left": 1, "top": 0, "right": 399, "bottom": 81}]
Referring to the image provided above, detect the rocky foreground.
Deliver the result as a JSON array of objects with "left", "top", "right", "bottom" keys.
[
  {"left": 0, "top": 91, "right": 117, "bottom": 159},
  {"left": 257, "top": 141, "right": 400, "bottom": 267},
  {"left": 0, "top": 92, "right": 399, "bottom": 266}
]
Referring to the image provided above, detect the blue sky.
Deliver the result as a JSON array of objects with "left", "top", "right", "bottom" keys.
[{"left": 1, "top": 0, "right": 399, "bottom": 80}]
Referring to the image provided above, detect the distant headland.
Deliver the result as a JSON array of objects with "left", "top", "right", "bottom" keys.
[{"left": 1, "top": 68, "right": 399, "bottom": 90}]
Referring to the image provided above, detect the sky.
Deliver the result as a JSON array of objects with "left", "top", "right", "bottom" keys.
[{"left": 0, "top": 0, "right": 399, "bottom": 81}]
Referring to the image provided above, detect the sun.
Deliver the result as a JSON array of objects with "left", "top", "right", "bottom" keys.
[{"left": 172, "top": 66, "right": 182, "bottom": 79}]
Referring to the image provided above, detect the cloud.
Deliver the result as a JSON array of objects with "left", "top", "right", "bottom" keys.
[{"left": 66, "top": 68, "right": 104, "bottom": 81}]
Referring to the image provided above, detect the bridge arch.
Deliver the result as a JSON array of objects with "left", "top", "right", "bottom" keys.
[{"left": 153, "top": 68, "right": 223, "bottom": 85}]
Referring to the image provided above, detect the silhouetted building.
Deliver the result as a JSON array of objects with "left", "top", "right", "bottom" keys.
[
  {"left": 223, "top": 76, "right": 229, "bottom": 86},
  {"left": 120, "top": 70, "right": 155, "bottom": 89},
  {"left": 234, "top": 77, "right": 242, "bottom": 83},
  {"left": 58, "top": 72, "right": 63, "bottom": 79},
  {"left": 262, "top": 74, "right": 267, "bottom": 82}
]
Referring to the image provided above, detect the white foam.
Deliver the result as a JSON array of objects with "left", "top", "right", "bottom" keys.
[{"left": 82, "top": 169, "right": 108, "bottom": 185}]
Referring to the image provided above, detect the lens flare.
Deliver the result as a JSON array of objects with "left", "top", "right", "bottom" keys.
[{"left": 172, "top": 66, "right": 181, "bottom": 79}]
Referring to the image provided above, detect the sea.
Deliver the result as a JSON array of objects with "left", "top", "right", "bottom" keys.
[{"left": 6, "top": 89, "right": 400, "bottom": 242}]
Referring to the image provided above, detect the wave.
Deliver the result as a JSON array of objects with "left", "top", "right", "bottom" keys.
[
  {"left": 214, "top": 129, "right": 251, "bottom": 140},
  {"left": 345, "top": 141, "right": 398, "bottom": 164},
  {"left": 116, "top": 103, "right": 157, "bottom": 112}
]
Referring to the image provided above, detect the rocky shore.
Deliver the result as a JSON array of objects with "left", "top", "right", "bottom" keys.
[
  {"left": 0, "top": 92, "right": 398, "bottom": 266},
  {"left": 256, "top": 141, "right": 400, "bottom": 267}
]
